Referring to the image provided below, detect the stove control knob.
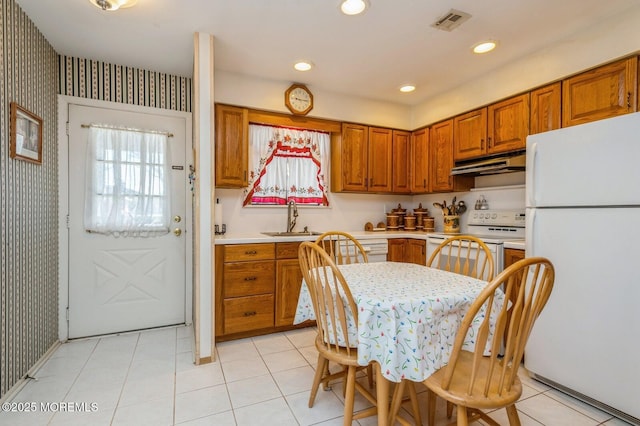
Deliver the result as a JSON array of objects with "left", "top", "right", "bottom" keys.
[{"left": 492, "top": 213, "right": 497, "bottom": 219}]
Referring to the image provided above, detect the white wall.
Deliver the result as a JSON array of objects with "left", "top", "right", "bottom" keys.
[
  {"left": 214, "top": 71, "right": 412, "bottom": 129},
  {"left": 411, "top": 5, "right": 640, "bottom": 128},
  {"left": 211, "top": 5, "right": 639, "bottom": 234}
]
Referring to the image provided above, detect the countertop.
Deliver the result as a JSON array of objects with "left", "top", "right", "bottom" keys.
[
  {"left": 214, "top": 230, "right": 435, "bottom": 245},
  {"left": 214, "top": 231, "right": 527, "bottom": 249},
  {"left": 504, "top": 240, "right": 526, "bottom": 250}
]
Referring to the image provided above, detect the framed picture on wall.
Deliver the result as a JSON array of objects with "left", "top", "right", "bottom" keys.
[{"left": 10, "top": 102, "right": 43, "bottom": 164}]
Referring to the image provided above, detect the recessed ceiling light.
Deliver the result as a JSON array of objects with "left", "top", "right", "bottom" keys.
[
  {"left": 472, "top": 41, "right": 497, "bottom": 54},
  {"left": 89, "top": 0, "right": 137, "bottom": 11},
  {"left": 294, "top": 61, "right": 313, "bottom": 72},
  {"left": 399, "top": 85, "right": 416, "bottom": 93},
  {"left": 340, "top": 0, "right": 368, "bottom": 16}
]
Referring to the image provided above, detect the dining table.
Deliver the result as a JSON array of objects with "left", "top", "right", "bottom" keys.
[{"left": 294, "top": 261, "right": 504, "bottom": 426}]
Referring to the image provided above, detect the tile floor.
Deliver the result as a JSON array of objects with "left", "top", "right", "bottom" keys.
[{"left": 0, "top": 325, "right": 633, "bottom": 426}]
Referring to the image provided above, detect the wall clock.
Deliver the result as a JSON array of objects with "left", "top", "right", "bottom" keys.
[{"left": 284, "top": 84, "right": 313, "bottom": 116}]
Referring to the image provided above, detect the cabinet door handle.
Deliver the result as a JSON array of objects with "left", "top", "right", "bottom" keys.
[
  {"left": 244, "top": 250, "right": 258, "bottom": 255},
  {"left": 243, "top": 311, "right": 257, "bottom": 317},
  {"left": 487, "top": 136, "right": 492, "bottom": 147},
  {"left": 480, "top": 138, "right": 485, "bottom": 149},
  {"left": 627, "top": 92, "right": 632, "bottom": 109},
  {"left": 244, "top": 276, "right": 257, "bottom": 281}
]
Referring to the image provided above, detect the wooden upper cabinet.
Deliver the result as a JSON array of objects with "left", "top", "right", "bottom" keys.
[
  {"left": 562, "top": 57, "right": 638, "bottom": 127},
  {"left": 410, "top": 127, "right": 429, "bottom": 193},
  {"left": 453, "top": 108, "right": 487, "bottom": 161},
  {"left": 530, "top": 82, "right": 562, "bottom": 134},
  {"left": 215, "top": 104, "right": 248, "bottom": 188},
  {"left": 430, "top": 120, "right": 454, "bottom": 192},
  {"left": 431, "top": 120, "right": 473, "bottom": 193},
  {"left": 367, "top": 127, "right": 393, "bottom": 192},
  {"left": 487, "top": 93, "right": 530, "bottom": 154},
  {"left": 332, "top": 124, "right": 394, "bottom": 193},
  {"left": 336, "top": 123, "right": 368, "bottom": 191},
  {"left": 392, "top": 130, "right": 411, "bottom": 193}
]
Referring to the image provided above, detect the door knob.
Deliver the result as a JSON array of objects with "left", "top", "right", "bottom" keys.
[
  {"left": 173, "top": 215, "right": 182, "bottom": 223},
  {"left": 173, "top": 228, "right": 182, "bottom": 236}
]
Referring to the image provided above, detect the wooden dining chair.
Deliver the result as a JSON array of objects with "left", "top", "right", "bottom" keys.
[
  {"left": 415, "top": 257, "right": 555, "bottom": 426},
  {"left": 427, "top": 235, "right": 495, "bottom": 282},
  {"left": 298, "top": 241, "right": 378, "bottom": 424},
  {"left": 427, "top": 234, "right": 496, "bottom": 421},
  {"left": 315, "top": 231, "right": 369, "bottom": 265},
  {"left": 314, "top": 231, "right": 374, "bottom": 391}
]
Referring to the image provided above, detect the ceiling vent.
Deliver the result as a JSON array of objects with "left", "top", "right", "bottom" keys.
[{"left": 431, "top": 9, "right": 472, "bottom": 32}]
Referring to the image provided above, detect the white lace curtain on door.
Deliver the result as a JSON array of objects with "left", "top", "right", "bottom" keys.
[
  {"left": 84, "top": 125, "right": 171, "bottom": 237},
  {"left": 243, "top": 124, "right": 329, "bottom": 206}
]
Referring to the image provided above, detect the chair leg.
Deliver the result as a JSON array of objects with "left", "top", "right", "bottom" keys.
[
  {"left": 322, "top": 361, "right": 332, "bottom": 390},
  {"left": 456, "top": 404, "right": 469, "bottom": 426},
  {"left": 309, "top": 354, "right": 329, "bottom": 407},
  {"left": 367, "top": 364, "right": 374, "bottom": 389},
  {"left": 427, "top": 389, "right": 436, "bottom": 426},
  {"left": 388, "top": 380, "right": 406, "bottom": 425},
  {"left": 407, "top": 382, "right": 422, "bottom": 426},
  {"left": 447, "top": 401, "right": 454, "bottom": 418},
  {"left": 506, "top": 404, "right": 522, "bottom": 426},
  {"left": 343, "top": 366, "right": 357, "bottom": 426}
]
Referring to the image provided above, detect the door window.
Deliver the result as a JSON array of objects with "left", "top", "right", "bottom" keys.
[{"left": 84, "top": 124, "right": 171, "bottom": 236}]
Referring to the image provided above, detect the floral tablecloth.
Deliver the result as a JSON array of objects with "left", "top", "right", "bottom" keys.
[{"left": 294, "top": 261, "right": 502, "bottom": 383}]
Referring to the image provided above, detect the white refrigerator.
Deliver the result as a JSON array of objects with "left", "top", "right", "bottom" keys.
[{"left": 525, "top": 112, "right": 640, "bottom": 425}]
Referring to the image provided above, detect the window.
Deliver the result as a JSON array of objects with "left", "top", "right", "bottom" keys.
[
  {"left": 84, "top": 125, "right": 171, "bottom": 236},
  {"left": 243, "top": 124, "right": 329, "bottom": 206}
]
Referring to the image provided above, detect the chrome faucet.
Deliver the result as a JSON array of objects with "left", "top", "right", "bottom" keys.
[{"left": 286, "top": 200, "right": 298, "bottom": 232}]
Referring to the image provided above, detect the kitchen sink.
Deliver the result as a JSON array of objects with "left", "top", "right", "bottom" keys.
[{"left": 261, "top": 231, "right": 322, "bottom": 237}]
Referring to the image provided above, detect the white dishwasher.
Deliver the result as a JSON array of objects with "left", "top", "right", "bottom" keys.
[{"left": 354, "top": 238, "right": 388, "bottom": 263}]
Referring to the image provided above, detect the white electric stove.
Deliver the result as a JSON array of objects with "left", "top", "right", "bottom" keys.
[{"left": 426, "top": 209, "right": 526, "bottom": 273}]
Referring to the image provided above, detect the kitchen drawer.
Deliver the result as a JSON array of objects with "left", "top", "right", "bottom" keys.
[
  {"left": 276, "top": 242, "right": 302, "bottom": 259},
  {"left": 224, "top": 243, "right": 275, "bottom": 262},
  {"left": 224, "top": 260, "right": 275, "bottom": 297},
  {"left": 223, "top": 294, "right": 274, "bottom": 334}
]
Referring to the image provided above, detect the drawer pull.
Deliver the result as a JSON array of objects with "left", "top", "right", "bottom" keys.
[
  {"left": 244, "top": 276, "right": 257, "bottom": 281},
  {"left": 244, "top": 250, "right": 258, "bottom": 255},
  {"left": 243, "top": 311, "right": 257, "bottom": 317}
]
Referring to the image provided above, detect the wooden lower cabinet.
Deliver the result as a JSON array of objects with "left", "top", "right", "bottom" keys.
[
  {"left": 223, "top": 294, "right": 274, "bottom": 335},
  {"left": 387, "top": 238, "right": 426, "bottom": 265},
  {"left": 387, "top": 238, "right": 406, "bottom": 262},
  {"left": 275, "top": 242, "right": 307, "bottom": 327},
  {"left": 216, "top": 242, "right": 312, "bottom": 341},
  {"left": 504, "top": 248, "right": 525, "bottom": 269},
  {"left": 406, "top": 239, "right": 426, "bottom": 266}
]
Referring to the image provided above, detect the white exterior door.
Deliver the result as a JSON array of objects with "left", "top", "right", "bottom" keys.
[{"left": 67, "top": 103, "right": 188, "bottom": 338}]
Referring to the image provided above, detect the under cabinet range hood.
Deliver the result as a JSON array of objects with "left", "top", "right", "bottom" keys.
[{"left": 450, "top": 153, "right": 526, "bottom": 176}]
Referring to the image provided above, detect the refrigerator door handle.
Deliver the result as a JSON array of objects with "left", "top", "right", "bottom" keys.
[
  {"left": 527, "top": 141, "right": 537, "bottom": 207},
  {"left": 525, "top": 209, "right": 535, "bottom": 255}
]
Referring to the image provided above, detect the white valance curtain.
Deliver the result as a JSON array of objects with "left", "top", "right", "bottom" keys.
[
  {"left": 244, "top": 124, "right": 329, "bottom": 206},
  {"left": 84, "top": 125, "right": 171, "bottom": 237}
]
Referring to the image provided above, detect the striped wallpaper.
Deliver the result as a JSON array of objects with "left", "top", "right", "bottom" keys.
[
  {"left": 1, "top": 0, "right": 59, "bottom": 398},
  {"left": 59, "top": 56, "right": 192, "bottom": 112}
]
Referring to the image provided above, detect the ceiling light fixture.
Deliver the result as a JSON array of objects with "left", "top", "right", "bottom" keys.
[
  {"left": 294, "top": 61, "right": 313, "bottom": 72},
  {"left": 340, "top": 0, "right": 368, "bottom": 16},
  {"left": 472, "top": 40, "right": 497, "bottom": 54},
  {"left": 89, "top": 0, "right": 137, "bottom": 11},
  {"left": 399, "top": 85, "right": 416, "bottom": 93}
]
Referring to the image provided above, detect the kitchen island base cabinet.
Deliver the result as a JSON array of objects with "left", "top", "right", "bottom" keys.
[{"left": 215, "top": 243, "right": 313, "bottom": 342}]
